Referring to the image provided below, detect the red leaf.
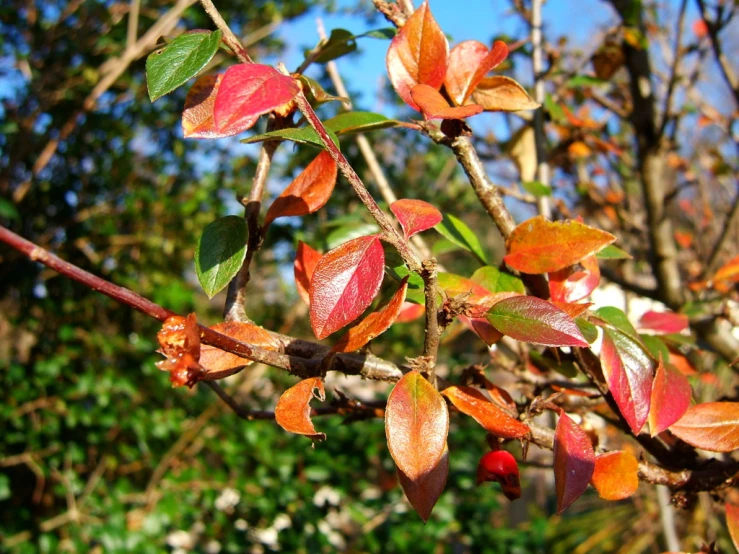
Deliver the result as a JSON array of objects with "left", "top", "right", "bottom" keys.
[
  {"left": 459, "top": 315, "right": 503, "bottom": 346},
  {"left": 156, "top": 313, "right": 203, "bottom": 388},
  {"left": 396, "top": 302, "right": 425, "bottom": 323},
  {"left": 442, "top": 386, "right": 530, "bottom": 439},
  {"left": 638, "top": 310, "right": 689, "bottom": 334},
  {"left": 469, "top": 75, "right": 540, "bottom": 112},
  {"left": 398, "top": 445, "right": 448, "bottom": 522},
  {"left": 554, "top": 412, "right": 595, "bottom": 513},
  {"left": 390, "top": 198, "right": 442, "bottom": 239},
  {"left": 410, "top": 84, "right": 483, "bottom": 120},
  {"left": 551, "top": 301, "right": 592, "bottom": 319},
  {"left": 476, "top": 450, "right": 521, "bottom": 500},
  {"left": 504, "top": 216, "right": 616, "bottom": 274},
  {"left": 275, "top": 377, "right": 326, "bottom": 440},
  {"left": 199, "top": 321, "right": 280, "bottom": 379},
  {"left": 264, "top": 151, "right": 337, "bottom": 226},
  {"left": 648, "top": 358, "right": 692, "bottom": 436},
  {"left": 549, "top": 254, "right": 600, "bottom": 303},
  {"left": 487, "top": 296, "right": 588, "bottom": 347},
  {"left": 727, "top": 503, "right": 739, "bottom": 552},
  {"left": 668, "top": 402, "right": 739, "bottom": 452},
  {"left": 438, "top": 272, "right": 516, "bottom": 318},
  {"left": 444, "top": 40, "right": 508, "bottom": 106},
  {"left": 309, "top": 235, "right": 385, "bottom": 339},
  {"left": 600, "top": 329, "right": 654, "bottom": 435},
  {"left": 386, "top": 371, "right": 449, "bottom": 483},
  {"left": 182, "top": 75, "right": 256, "bottom": 139},
  {"left": 214, "top": 64, "right": 300, "bottom": 134},
  {"left": 332, "top": 278, "right": 408, "bottom": 352},
  {"left": 590, "top": 451, "right": 638, "bottom": 501},
  {"left": 294, "top": 241, "right": 322, "bottom": 305},
  {"left": 386, "top": 1, "right": 449, "bottom": 111}
]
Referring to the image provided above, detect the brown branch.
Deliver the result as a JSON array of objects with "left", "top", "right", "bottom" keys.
[
  {"left": 695, "top": 0, "right": 739, "bottom": 106},
  {"left": 421, "top": 258, "right": 441, "bottom": 371},
  {"left": 658, "top": 0, "right": 688, "bottom": 137},
  {"left": 703, "top": 186, "right": 739, "bottom": 277},
  {"left": 198, "top": 0, "right": 252, "bottom": 63}
]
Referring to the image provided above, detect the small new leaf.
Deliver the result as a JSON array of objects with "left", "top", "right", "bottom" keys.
[
  {"left": 410, "top": 84, "right": 483, "bottom": 121},
  {"left": 390, "top": 199, "right": 443, "bottom": 239}
]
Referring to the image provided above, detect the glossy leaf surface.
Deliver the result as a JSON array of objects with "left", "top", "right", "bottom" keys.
[
  {"left": 147, "top": 30, "right": 222, "bottom": 102},
  {"left": 183, "top": 75, "right": 255, "bottom": 139},
  {"left": 504, "top": 216, "right": 616, "bottom": 274},
  {"left": 195, "top": 216, "right": 248, "bottom": 298},
  {"left": 549, "top": 254, "right": 600, "bottom": 303},
  {"left": 214, "top": 64, "right": 300, "bottom": 134},
  {"left": 398, "top": 446, "right": 448, "bottom": 522},
  {"left": 309, "top": 235, "right": 385, "bottom": 339},
  {"left": 554, "top": 412, "right": 595, "bottom": 513},
  {"left": 590, "top": 451, "right": 638, "bottom": 501},
  {"left": 410, "top": 84, "right": 483, "bottom": 120},
  {"left": 264, "top": 151, "right": 337, "bottom": 226},
  {"left": 487, "top": 296, "right": 588, "bottom": 347},
  {"left": 470, "top": 75, "right": 540, "bottom": 112},
  {"left": 386, "top": 371, "right": 449, "bottom": 482},
  {"left": 435, "top": 213, "right": 489, "bottom": 263},
  {"left": 294, "top": 242, "right": 322, "bottom": 305},
  {"left": 241, "top": 126, "right": 339, "bottom": 148},
  {"left": 442, "top": 386, "right": 529, "bottom": 439},
  {"left": 470, "top": 266, "right": 525, "bottom": 294},
  {"left": 275, "top": 377, "right": 326, "bottom": 440},
  {"left": 649, "top": 359, "right": 692, "bottom": 436},
  {"left": 390, "top": 199, "right": 442, "bottom": 239},
  {"left": 332, "top": 278, "right": 408, "bottom": 352},
  {"left": 669, "top": 402, "right": 739, "bottom": 452},
  {"left": 200, "top": 322, "right": 280, "bottom": 379},
  {"left": 444, "top": 40, "right": 508, "bottom": 105},
  {"left": 638, "top": 310, "right": 689, "bottom": 334},
  {"left": 386, "top": 1, "right": 448, "bottom": 110}
]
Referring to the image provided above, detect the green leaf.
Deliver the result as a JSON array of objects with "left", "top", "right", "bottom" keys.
[
  {"left": 323, "top": 111, "right": 400, "bottom": 135},
  {"left": 435, "top": 213, "right": 489, "bottom": 264},
  {"left": 326, "top": 221, "right": 380, "bottom": 250},
  {"left": 596, "top": 244, "right": 632, "bottom": 259},
  {"left": 544, "top": 93, "right": 566, "bottom": 124},
  {"left": 470, "top": 266, "right": 524, "bottom": 294},
  {"left": 567, "top": 75, "right": 609, "bottom": 88},
  {"left": 389, "top": 265, "right": 425, "bottom": 289},
  {"left": 314, "top": 29, "right": 357, "bottom": 63},
  {"left": 360, "top": 28, "right": 396, "bottom": 39},
  {"left": 195, "top": 215, "right": 247, "bottom": 298},
  {"left": 576, "top": 318, "right": 599, "bottom": 344},
  {"left": 522, "top": 180, "right": 552, "bottom": 197},
  {"left": 146, "top": 30, "right": 222, "bottom": 102},
  {"left": 241, "top": 127, "right": 340, "bottom": 149},
  {"left": 594, "top": 306, "right": 641, "bottom": 343},
  {"left": 0, "top": 196, "right": 20, "bottom": 220},
  {"left": 297, "top": 75, "right": 349, "bottom": 106}
]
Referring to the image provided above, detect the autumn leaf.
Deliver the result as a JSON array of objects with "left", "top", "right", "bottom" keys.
[
  {"left": 398, "top": 446, "right": 448, "bottom": 522},
  {"left": 294, "top": 241, "right": 322, "bottom": 305},
  {"left": 459, "top": 315, "right": 503, "bottom": 346},
  {"left": 199, "top": 321, "right": 280, "bottom": 379},
  {"left": 264, "top": 151, "right": 337, "bottom": 227},
  {"left": 504, "top": 216, "right": 616, "bottom": 274},
  {"left": 487, "top": 296, "right": 588, "bottom": 347},
  {"left": 638, "top": 310, "right": 689, "bottom": 334},
  {"left": 156, "top": 313, "right": 203, "bottom": 388},
  {"left": 437, "top": 272, "right": 513, "bottom": 318},
  {"left": 668, "top": 402, "right": 739, "bottom": 452},
  {"left": 590, "top": 451, "right": 638, "bottom": 501},
  {"left": 309, "top": 235, "right": 385, "bottom": 339},
  {"left": 554, "top": 411, "right": 595, "bottom": 513},
  {"left": 275, "top": 377, "right": 326, "bottom": 440},
  {"left": 470, "top": 75, "right": 540, "bottom": 112},
  {"left": 442, "top": 386, "right": 529, "bottom": 438},
  {"left": 396, "top": 302, "right": 425, "bottom": 323},
  {"left": 386, "top": 371, "right": 449, "bottom": 482},
  {"left": 601, "top": 329, "right": 654, "bottom": 435},
  {"left": 183, "top": 75, "right": 253, "bottom": 139},
  {"left": 648, "top": 358, "right": 692, "bottom": 436},
  {"left": 549, "top": 254, "right": 600, "bottom": 303},
  {"left": 410, "top": 84, "right": 483, "bottom": 120},
  {"left": 332, "top": 278, "right": 408, "bottom": 352},
  {"left": 386, "top": 1, "right": 448, "bottom": 110},
  {"left": 390, "top": 199, "right": 442, "bottom": 239},
  {"left": 444, "top": 40, "right": 508, "bottom": 106},
  {"left": 214, "top": 64, "right": 300, "bottom": 135}
]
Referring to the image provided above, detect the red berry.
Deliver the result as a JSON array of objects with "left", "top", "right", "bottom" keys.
[{"left": 477, "top": 450, "right": 521, "bottom": 501}]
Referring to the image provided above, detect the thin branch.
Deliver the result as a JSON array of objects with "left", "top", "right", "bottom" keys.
[
  {"left": 126, "top": 0, "right": 141, "bottom": 51},
  {"left": 530, "top": 0, "right": 552, "bottom": 218},
  {"left": 703, "top": 186, "right": 739, "bottom": 277},
  {"left": 421, "top": 259, "right": 441, "bottom": 372},
  {"left": 198, "top": 0, "right": 252, "bottom": 63},
  {"left": 658, "top": 0, "right": 688, "bottom": 137},
  {"left": 695, "top": 0, "right": 739, "bottom": 106}
]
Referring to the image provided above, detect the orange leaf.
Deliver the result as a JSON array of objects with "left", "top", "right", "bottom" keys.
[
  {"left": 504, "top": 216, "right": 616, "bottom": 274},
  {"left": 590, "top": 451, "right": 638, "bottom": 501},
  {"left": 410, "top": 84, "right": 483, "bottom": 120},
  {"left": 294, "top": 241, "right": 322, "bottom": 305},
  {"left": 727, "top": 503, "right": 739, "bottom": 552},
  {"left": 713, "top": 255, "right": 739, "bottom": 283},
  {"left": 264, "top": 151, "right": 337, "bottom": 226},
  {"left": 332, "top": 278, "right": 408, "bottom": 352},
  {"left": 398, "top": 445, "right": 449, "bottom": 522},
  {"left": 469, "top": 75, "right": 539, "bottom": 112},
  {"left": 568, "top": 141, "right": 592, "bottom": 158},
  {"left": 549, "top": 254, "right": 600, "bottom": 303},
  {"left": 444, "top": 40, "right": 508, "bottom": 106},
  {"left": 442, "top": 386, "right": 529, "bottom": 439},
  {"left": 551, "top": 301, "right": 592, "bottom": 319},
  {"left": 183, "top": 75, "right": 254, "bottom": 139},
  {"left": 386, "top": 1, "right": 448, "bottom": 111},
  {"left": 668, "top": 402, "right": 739, "bottom": 452},
  {"left": 274, "top": 377, "right": 326, "bottom": 440},
  {"left": 396, "top": 302, "right": 425, "bottom": 323},
  {"left": 199, "top": 321, "right": 280, "bottom": 379},
  {"left": 554, "top": 411, "right": 595, "bottom": 513},
  {"left": 386, "top": 371, "right": 449, "bottom": 482},
  {"left": 156, "top": 313, "right": 203, "bottom": 388},
  {"left": 649, "top": 358, "right": 692, "bottom": 436},
  {"left": 459, "top": 315, "right": 504, "bottom": 346},
  {"left": 390, "top": 198, "right": 442, "bottom": 239}
]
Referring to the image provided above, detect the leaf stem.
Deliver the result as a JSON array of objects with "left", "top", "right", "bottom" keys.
[{"left": 199, "top": 0, "right": 252, "bottom": 63}]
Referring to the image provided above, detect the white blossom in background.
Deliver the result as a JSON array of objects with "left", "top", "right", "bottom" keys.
[
  {"left": 272, "top": 513, "right": 292, "bottom": 532},
  {"left": 166, "top": 530, "right": 193, "bottom": 550},
  {"left": 251, "top": 527, "right": 279, "bottom": 550},
  {"left": 313, "top": 485, "right": 341, "bottom": 507},
  {"left": 205, "top": 539, "right": 221, "bottom": 554},
  {"left": 317, "top": 518, "right": 346, "bottom": 550},
  {"left": 214, "top": 487, "right": 240, "bottom": 513},
  {"left": 234, "top": 518, "right": 248, "bottom": 531}
]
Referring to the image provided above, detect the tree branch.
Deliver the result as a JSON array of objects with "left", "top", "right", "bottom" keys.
[{"left": 198, "top": 0, "right": 252, "bottom": 63}]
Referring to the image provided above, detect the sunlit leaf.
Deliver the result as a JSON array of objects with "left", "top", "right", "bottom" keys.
[
  {"left": 390, "top": 199, "right": 442, "bottom": 239},
  {"left": 396, "top": 302, "right": 425, "bottom": 323},
  {"left": 554, "top": 411, "right": 595, "bottom": 513},
  {"left": 435, "top": 213, "right": 489, "bottom": 264},
  {"left": 156, "top": 314, "right": 202, "bottom": 388},
  {"left": 521, "top": 180, "right": 552, "bottom": 197},
  {"left": 309, "top": 235, "right": 385, "bottom": 339},
  {"left": 590, "top": 451, "right": 638, "bottom": 501},
  {"left": 470, "top": 75, "right": 540, "bottom": 112},
  {"left": 487, "top": 296, "right": 588, "bottom": 347},
  {"left": 241, "top": 126, "right": 340, "bottom": 148},
  {"left": 275, "top": 377, "right": 326, "bottom": 440},
  {"left": 195, "top": 216, "right": 248, "bottom": 298},
  {"left": 668, "top": 402, "right": 739, "bottom": 452},
  {"left": 549, "top": 255, "right": 600, "bottom": 303},
  {"left": 459, "top": 315, "right": 503, "bottom": 346},
  {"left": 648, "top": 358, "right": 691, "bottom": 436},
  {"left": 504, "top": 216, "right": 615, "bottom": 274},
  {"left": 638, "top": 310, "right": 689, "bottom": 334},
  {"left": 332, "top": 278, "right": 408, "bottom": 352},
  {"left": 444, "top": 40, "right": 508, "bottom": 106},
  {"left": 596, "top": 244, "right": 632, "bottom": 259},
  {"left": 324, "top": 111, "right": 400, "bottom": 135},
  {"left": 386, "top": 1, "right": 448, "bottom": 110},
  {"left": 470, "top": 266, "right": 525, "bottom": 294},
  {"left": 410, "top": 84, "right": 483, "bottom": 120},
  {"left": 398, "top": 446, "right": 448, "bottom": 522},
  {"left": 442, "top": 386, "right": 529, "bottom": 438},
  {"left": 438, "top": 272, "right": 512, "bottom": 318},
  {"left": 595, "top": 306, "right": 641, "bottom": 343},
  {"left": 313, "top": 28, "right": 356, "bottom": 63},
  {"left": 147, "top": 30, "right": 222, "bottom": 102},
  {"left": 200, "top": 322, "right": 280, "bottom": 379},
  {"left": 264, "top": 151, "right": 337, "bottom": 227},
  {"left": 183, "top": 75, "right": 255, "bottom": 139},
  {"left": 296, "top": 75, "right": 349, "bottom": 105},
  {"left": 294, "top": 242, "right": 322, "bottom": 305}
]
